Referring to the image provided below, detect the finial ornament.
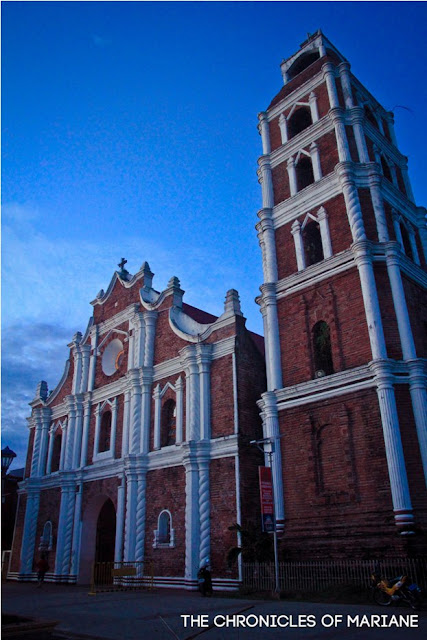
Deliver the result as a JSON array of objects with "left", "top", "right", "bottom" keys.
[{"left": 118, "top": 258, "right": 127, "bottom": 271}]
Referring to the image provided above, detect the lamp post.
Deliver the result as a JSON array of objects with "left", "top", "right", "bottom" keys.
[
  {"left": 1, "top": 446, "right": 17, "bottom": 503},
  {"left": 250, "top": 437, "right": 280, "bottom": 594}
]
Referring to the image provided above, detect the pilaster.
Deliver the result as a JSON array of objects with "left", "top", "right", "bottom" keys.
[{"left": 262, "top": 392, "right": 285, "bottom": 533}]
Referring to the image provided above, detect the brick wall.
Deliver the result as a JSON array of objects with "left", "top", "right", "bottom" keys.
[
  {"left": 210, "top": 457, "right": 238, "bottom": 578},
  {"left": 35, "top": 487, "right": 61, "bottom": 566},
  {"left": 276, "top": 389, "right": 405, "bottom": 557},
  {"left": 144, "top": 466, "right": 186, "bottom": 576},
  {"left": 358, "top": 188, "right": 378, "bottom": 242},
  {"left": 210, "top": 354, "right": 235, "bottom": 439},
  {"left": 374, "top": 266, "right": 402, "bottom": 360},
  {"left": 277, "top": 270, "right": 371, "bottom": 386},
  {"left": 402, "top": 276, "right": 427, "bottom": 358}
]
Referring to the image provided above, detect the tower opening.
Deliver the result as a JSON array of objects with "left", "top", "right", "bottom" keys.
[
  {"left": 288, "top": 108, "right": 312, "bottom": 139},
  {"left": 313, "top": 321, "right": 334, "bottom": 376},
  {"left": 400, "top": 224, "right": 413, "bottom": 260},
  {"left": 288, "top": 51, "right": 320, "bottom": 80},
  {"left": 51, "top": 433, "right": 62, "bottom": 473},
  {"left": 381, "top": 156, "right": 392, "bottom": 182},
  {"left": 296, "top": 156, "right": 314, "bottom": 191},
  {"left": 303, "top": 221, "right": 324, "bottom": 266}
]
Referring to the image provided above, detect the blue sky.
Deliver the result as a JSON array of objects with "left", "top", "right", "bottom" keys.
[{"left": 2, "top": 1, "right": 427, "bottom": 467}]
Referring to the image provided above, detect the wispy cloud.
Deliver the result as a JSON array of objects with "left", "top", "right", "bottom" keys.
[{"left": 92, "top": 34, "right": 112, "bottom": 48}]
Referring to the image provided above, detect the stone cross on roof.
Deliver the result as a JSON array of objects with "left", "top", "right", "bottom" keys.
[{"left": 118, "top": 258, "right": 127, "bottom": 271}]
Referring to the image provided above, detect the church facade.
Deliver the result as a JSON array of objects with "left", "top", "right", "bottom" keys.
[
  {"left": 9, "top": 264, "right": 265, "bottom": 587},
  {"left": 10, "top": 31, "right": 427, "bottom": 585}
]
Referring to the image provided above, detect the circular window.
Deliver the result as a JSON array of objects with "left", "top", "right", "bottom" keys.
[{"left": 102, "top": 339, "right": 124, "bottom": 376}]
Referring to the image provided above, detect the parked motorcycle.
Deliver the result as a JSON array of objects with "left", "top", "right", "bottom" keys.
[{"left": 370, "top": 564, "right": 422, "bottom": 610}]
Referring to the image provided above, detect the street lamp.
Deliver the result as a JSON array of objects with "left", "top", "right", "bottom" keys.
[
  {"left": 250, "top": 437, "right": 280, "bottom": 594},
  {"left": 1, "top": 446, "right": 17, "bottom": 503},
  {"left": 1, "top": 447, "right": 16, "bottom": 476}
]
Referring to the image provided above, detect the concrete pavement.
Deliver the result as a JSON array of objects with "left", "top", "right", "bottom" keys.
[{"left": 2, "top": 582, "right": 427, "bottom": 639}]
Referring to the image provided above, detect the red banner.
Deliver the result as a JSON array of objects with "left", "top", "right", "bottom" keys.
[{"left": 259, "top": 466, "right": 275, "bottom": 532}]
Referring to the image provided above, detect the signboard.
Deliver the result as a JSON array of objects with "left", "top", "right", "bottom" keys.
[{"left": 259, "top": 466, "right": 275, "bottom": 532}]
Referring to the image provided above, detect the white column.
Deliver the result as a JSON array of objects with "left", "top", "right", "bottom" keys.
[
  {"left": 153, "top": 384, "right": 161, "bottom": 449},
  {"left": 336, "top": 164, "right": 366, "bottom": 242},
  {"left": 59, "top": 422, "right": 67, "bottom": 471},
  {"left": 322, "top": 62, "right": 339, "bottom": 109},
  {"left": 317, "top": 206, "right": 333, "bottom": 258},
  {"left": 70, "top": 482, "right": 83, "bottom": 577},
  {"left": 258, "top": 156, "right": 274, "bottom": 208},
  {"left": 352, "top": 107, "right": 369, "bottom": 163},
  {"left": 279, "top": 113, "right": 288, "bottom": 144},
  {"left": 368, "top": 171, "right": 389, "bottom": 242},
  {"left": 198, "top": 446, "right": 210, "bottom": 567},
  {"left": 46, "top": 427, "right": 55, "bottom": 474},
  {"left": 121, "top": 390, "right": 131, "bottom": 456},
  {"left": 407, "top": 361, "right": 427, "bottom": 487},
  {"left": 258, "top": 112, "right": 271, "bottom": 155},
  {"left": 386, "top": 111, "right": 398, "bottom": 147},
  {"left": 72, "top": 346, "right": 82, "bottom": 395},
  {"left": 143, "top": 311, "right": 157, "bottom": 367},
  {"left": 134, "top": 312, "right": 146, "bottom": 368},
  {"left": 140, "top": 371, "right": 152, "bottom": 454},
  {"left": 134, "top": 466, "right": 147, "bottom": 563},
  {"left": 20, "top": 488, "right": 40, "bottom": 575},
  {"left": 123, "top": 468, "right": 137, "bottom": 561},
  {"left": 309, "top": 142, "right": 322, "bottom": 181},
  {"left": 30, "top": 412, "right": 42, "bottom": 477},
  {"left": 110, "top": 397, "right": 118, "bottom": 456},
  {"left": 287, "top": 157, "right": 297, "bottom": 197},
  {"left": 127, "top": 321, "right": 135, "bottom": 370},
  {"left": 309, "top": 91, "right": 319, "bottom": 122},
  {"left": 263, "top": 392, "right": 285, "bottom": 534},
  {"left": 291, "top": 220, "right": 305, "bottom": 271},
  {"left": 72, "top": 398, "right": 84, "bottom": 469},
  {"left": 261, "top": 284, "right": 283, "bottom": 391},
  {"left": 385, "top": 244, "right": 427, "bottom": 485},
  {"left": 80, "top": 345, "right": 91, "bottom": 393},
  {"left": 128, "top": 370, "right": 142, "bottom": 454},
  {"left": 330, "top": 109, "right": 351, "bottom": 162},
  {"left": 93, "top": 404, "right": 101, "bottom": 459},
  {"left": 64, "top": 403, "right": 76, "bottom": 470},
  {"left": 182, "top": 348, "right": 200, "bottom": 441},
  {"left": 183, "top": 446, "right": 200, "bottom": 582},
  {"left": 55, "top": 482, "right": 76, "bottom": 576},
  {"left": 114, "top": 477, "right": 126, "bottom": 563},
  {"left": 401, "top": 162, "right": 415, "bottom": 203},
  {"left": 37, "top": 409, "right": 51, "bottom": 477},
  {"left": 371, "top": 362, "right": 414, "bottom": 531},
  {"left": 392, "top": 210, "right": 404, "bottom": 249},
  {"left": 79, "top": 398, "right": 91, "bottom": 468},
  {"left": 408, "top": 228, "right": 420, "bottom": 265},
  {"left": 338, "top": 61, "right": 354, "bottom": 108},
  {"left": 197, "top": 345, "right": 212, "bottom": 441},
  {"left": 175, "top": 376, "right": 184, "bottom": 444},
  {"left": 88, "top": 327, "right": 98, "bottom": 392},
  {"left": 390, "top": 163, "right": 399, "bottom": 189},
  {"left": 351, "top": 241, "right": 388, "bottom": 360},
  {"left": 257, "top": 209, "right": 278, "bottom": 283}
]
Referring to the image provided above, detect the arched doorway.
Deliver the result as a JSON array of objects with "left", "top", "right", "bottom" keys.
[
  {"left": 79, "top": 494, "right": 117, "bottom": 584},
  {"left": 95, "top": 499, "right": 116, "bottom": 563}
]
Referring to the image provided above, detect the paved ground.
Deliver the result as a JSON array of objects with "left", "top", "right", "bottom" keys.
[{"left": 2, "top": 582, "right": 427, "bottom": 640}]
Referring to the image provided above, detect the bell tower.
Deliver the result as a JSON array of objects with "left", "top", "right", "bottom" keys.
[{"left": 256, "top": 31, "right": 427, "bottom": 556}]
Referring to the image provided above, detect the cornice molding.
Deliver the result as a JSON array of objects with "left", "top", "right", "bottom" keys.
[
  {"left": 268, "top": 117, "right": 334, "bottom": 169},
  {"left": 275, "top": 250, "right": 355, "bottom": 299}
]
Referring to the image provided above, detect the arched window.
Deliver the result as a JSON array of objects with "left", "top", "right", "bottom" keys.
[
  {"left": 51, "top": 432, "right": 62, "bottom": 473},
  {"left": 39, "top": 521, "right": 53, "bottom": 551},
  {"left": 364, "top": 105, "right": 378, "bottom": 129},
  {"left": 303, "top": 221, "right": 324, "bottom": 266},
  {"left": 161, "top": 400, "right": 176, "bottom": 448},
  {"left": 313, "top": 321, "right": 334, "bottom": 377},
  {"left": 296, "top": 156, "right": 314, "bottom": 191},
  {"left": 400, "top": 224, "right": 413, "bottom": 260},
  {"left": 158, "top": 511, "right": 171, "bottom": 544},
  {"left": 288, "top": 108, "right": 312, "bottom": 139},
  {"left": 99, "top": 411, "right": 112, "bottom": 453},
  {"left": 153, "top": 510, "right": 175, "bottom": 548},
  {"left": 381, "top": 156, "right": 392, "bottom": 182}
]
